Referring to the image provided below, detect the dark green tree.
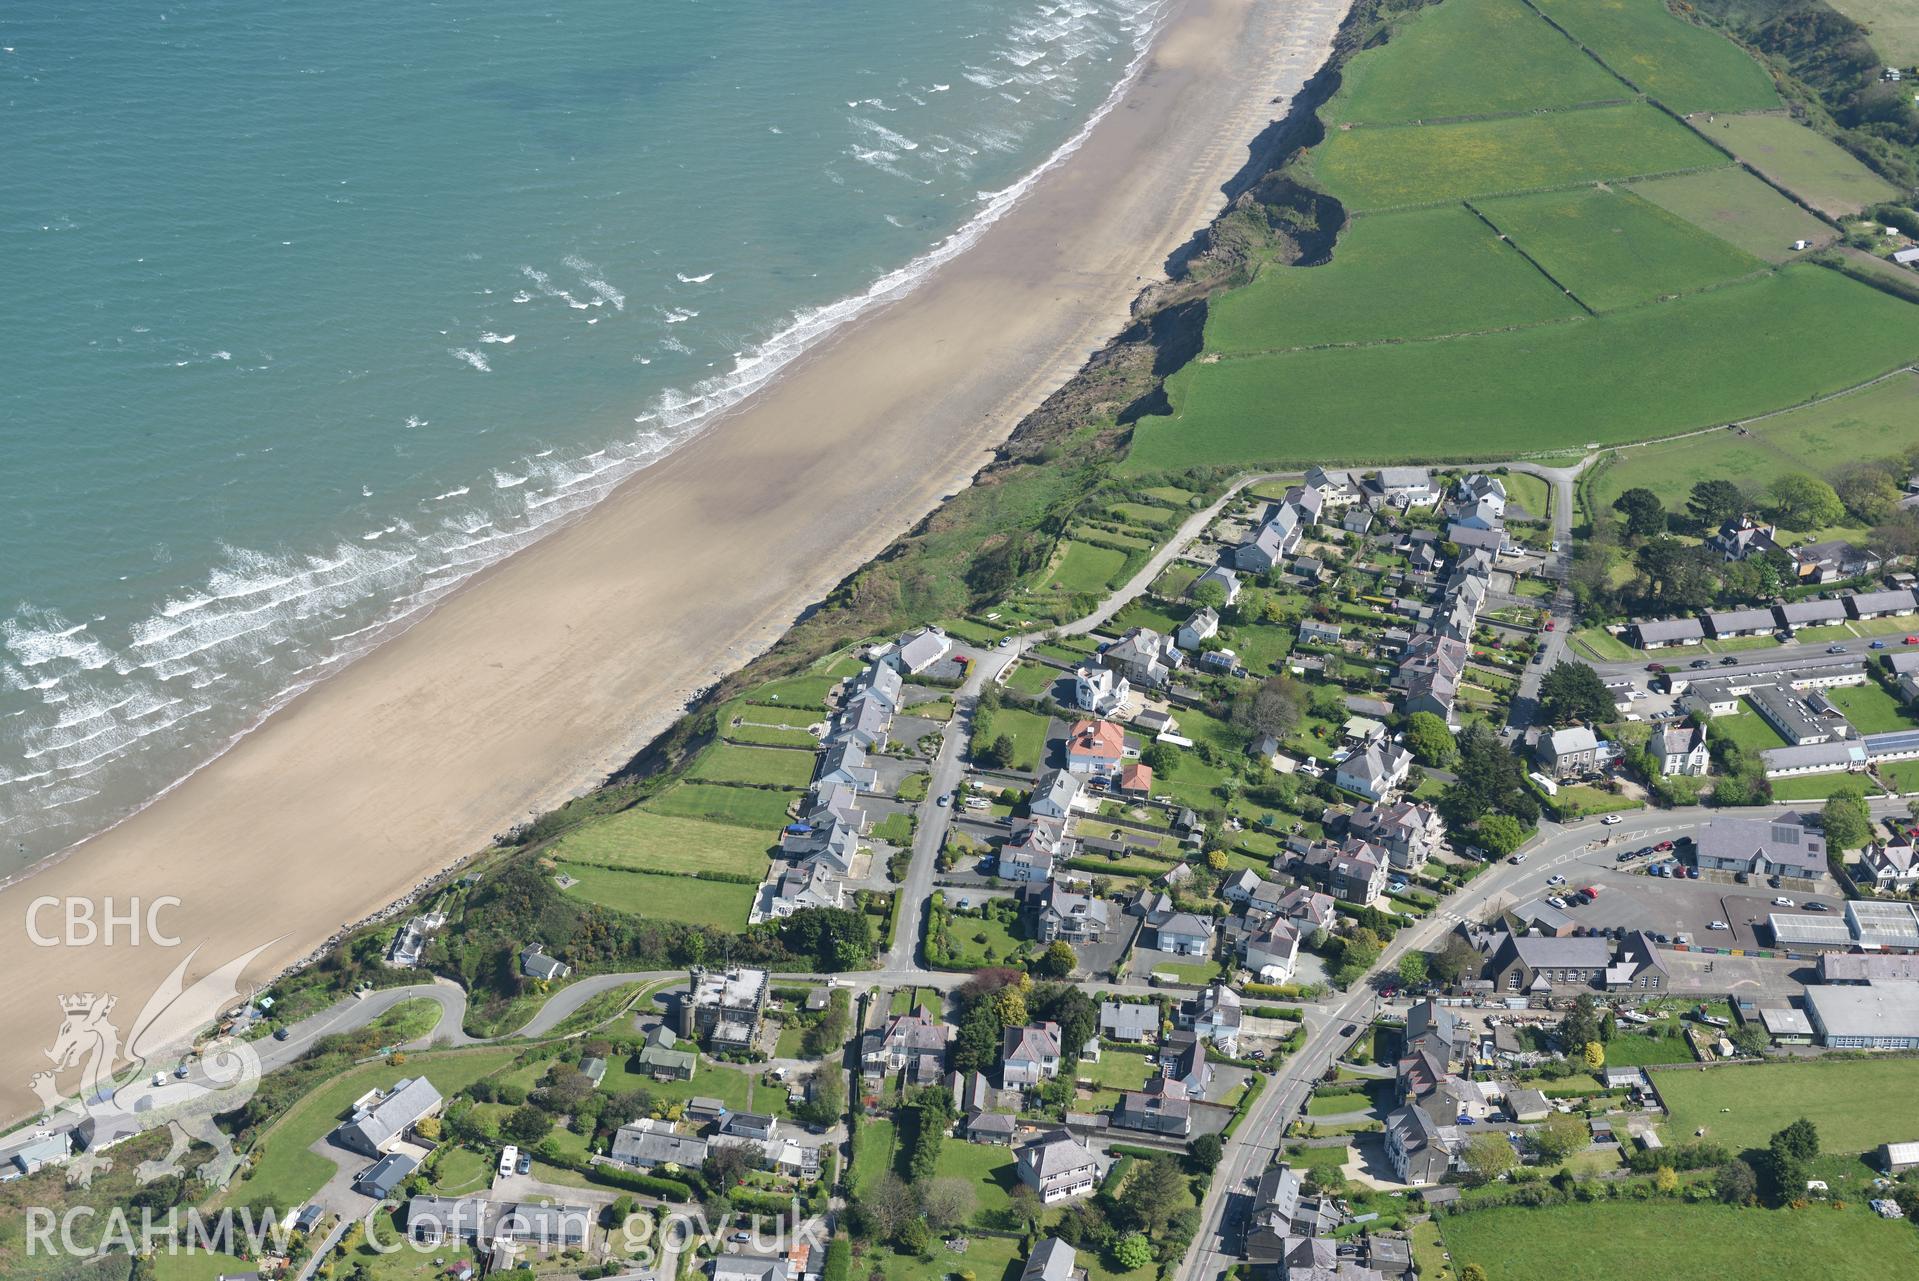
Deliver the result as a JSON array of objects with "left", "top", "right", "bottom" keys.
[
  {"left": 1538, "top": 660, "right": 1614, "bottom": 726},
  {"left": 1688, "top": 479, "right": 1745, "bottom": 530},
  {"left": 1612, "top": 487, "right": 1666, "bottom": 537}
]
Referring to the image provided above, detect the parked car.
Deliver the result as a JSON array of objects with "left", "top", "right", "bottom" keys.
[
  {"left": 516, "top": 1152, "right": 532, "bottom": 1175},
  {"left": 1690, "top": 658, "right": 1711, "bottom": 669},
  {"left": 1905, "top": 636, "right": 1919, "bottom": 645},
  {"left": 1773, "top": 896, "right": 1795, "bottom": 907},
  {"left": 1827, "top": 644, "right": 1848, "bottom": 653},
  {"left": 1709, "top": 919, "right": 1729, "bottom": 930},
  {"left": 1601, "top": 814, "right": 1623, "bottom": 825},
  {"left": 1806, "top": 901, "right": 1831, "bottom": 913},
  {"left": 1547, "top": 874, "right": 1567, "bottom": 885},
  {"left": 1686, "top": 866, "right": 1700, "bottom": 879},
  {"left": 1719, "top": 655, "right": 1739, "bottom": 666},
  {"left": 273, "top": 1027, "right": 290, "bottom": 1042},
  {"left": 1736, "top": 870, "right": 1751, "bottom": 884},
  {"left": 1871, "top": 640, "right": 1890, "bottom": 650},
  {"left": 1646, "top": 662, "right": 1666, "bottom": 673},
  {"left": 1509, "top": 853, "right": 1528, "bottom": 865},
  {"left": 936, "top": 793, "right": 951, "bottom": 807}
]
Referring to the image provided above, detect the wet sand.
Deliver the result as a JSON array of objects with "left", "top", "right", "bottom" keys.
[{"left": 0, "top": 0, "right": 1351, "bottom": 1124}]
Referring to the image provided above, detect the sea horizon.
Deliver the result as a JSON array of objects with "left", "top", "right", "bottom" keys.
[{"left": 0, "top": 0, "right": 1164, "bottom": 872}]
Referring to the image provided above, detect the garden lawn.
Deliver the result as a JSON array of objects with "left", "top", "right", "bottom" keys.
[
  {"left": 1047, "top": 540, "right": 1131, "bottom": 594},
  {"left": 1076, "top": 1048, "right": 1156, "bottom": 1091},
  {"left": 745, "top": 672, "right": 840, "bottom": 709},
  {"left": 152, "top": 1255, "right": 263, "bottom": 1281},
  {"left": 933, "top": 1140, "right": 1020, "bottom": 1226},
  {"left": 1825, "top": 681, "right": 1919, "bottom": 734},
  {"left": 850, "top": 1117, "right": 898, "bottom": 1195},
  {"left": 549, "top": 807, "right": 775, "bottom": 877},
  {"left": 1442, "top": 1198, "right": 1919, "bottom": 1281},
  {"left": 724, "top": 721, "right": 819, "bottom": 748},
  {"left": 557, "top": 865, "right": 759, "bottom": 929},
  {"left": 1714, "top": 705, "right": 1790, "bottom": 753},
  {"left": 1629, "top": 166, "right": 1833, "bottom": 261},
  {"left": 1128, "top": 265, "right": 1919, "bottom": 472},
  {"left": 1205, "top": 205, "right": 1583, "bottom": 352},
  {"left": 1711, "top": 112, "right": 1900, "bottom": 216},
  {"left": 978, "top": 705, "right": 1054, "bottom": 772},
  {"left": 1502, "top": 471, "right": 1552, "bottom": 520},
  {"left": 1326, "top": 0, "right": 1626, "bottom": 125},
  {"left": 1109, "top": 501, "right": 1178, "bottom": 527},
  {"left": 1590, "top": 371, "right": 1919, "bottom": 510},
  {"left": 687, "top": 742, "right": 816, "bottom": 788},
  {"left": 226, "top": 1048, "right": 518, "bottom": 1212},
  {"left": 1654, "top": 1055, "right": 1919, "bottom": 1152},
  {"left": 643, "top": 781, "right": 799, "bottom": 829},
  {"left": 1533, "top": 0, "right": 1780, "bottom": 114},
  {"left": 1767, "top": 772, "right": 1881, "bottom": 801},
  {"left": 1874, "top": 758, "right": 1919, "bottom": 794},
  {"left": 1477, "top": 185, "right": 1765, "bottom": 311},
  {"left": 1007, "top": 661, "right": 1066, "bottom": 700},
  {"left": 1306, "top": 103, "right": 1727, "bottom": 212}
]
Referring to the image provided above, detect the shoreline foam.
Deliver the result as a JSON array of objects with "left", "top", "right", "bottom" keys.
[{"left": 0, "top": 0, "right": 1354, "bottom": 1125}]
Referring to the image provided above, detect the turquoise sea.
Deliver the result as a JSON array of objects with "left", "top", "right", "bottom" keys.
[{"left": 0, "top": 0, "right": 1162, "bottom": 867}]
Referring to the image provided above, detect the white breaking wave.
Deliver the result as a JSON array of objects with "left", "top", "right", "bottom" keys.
[
  {"left": 480, "top": 332, "right": 517, "bottom": 344},
  {"left": 450, "top": 347, "right": 491, "bottom": 372},
  {"left": 677, "top": 271, "right": 715, "bottom": 284}
]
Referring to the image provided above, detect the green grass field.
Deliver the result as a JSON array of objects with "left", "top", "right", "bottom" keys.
[
  {"left": 1205, "top": 205, "right": 1582, "bottom": 351},
  {"left": 1629, "top": 166, "right": 1832, "bottom": 262},
  {"left": 1046, "top": 539, "right": 1131, "bottom": 594},
  {"left": 686, "top": 741, "right": 817, "bottom": 787},
  {"left": 1590, "top": 371, "right": 1919, "bottom": 509},
  {"left": 1534, "top": 0, "right": 1780, "bottom": 114},
  {"left": 1767, "top": 772, "right": 1881, "bottom": 801},
  {"left": 1655, "top": 1055, "right": 1919, "bottom": 1152},
  {"left": 1326, "top": 0, "right": 1627, "bottom": 125},
  {"left": 1826, "top": 681, "right": 1919, "bottom": 734},
  {"left": 1714, "top": 705, "right": 1791, "bottom": 753},
  {"left": 1477, "top": 185, "right": 1765, "bottom": 310},
  {"left": 1829, "top": 0, "right": 1919, "bottom": 64},
  {"left": 723, "top": 720, "right": 819, "bottom": 748},
  {"left": 557, "top": 865, "right": 759, "bottom": 928},
  {"left": 1709, "top": 112, "right": 1900, "bottom": 216},
  {"left": 1108, "top": 501, "right": 1179, "bottom": 527},
  {"left": 1307, "top": 103, "right": 1728, "bottom": 212},
  {"left": 642, "top": 781, "right": 800, "bottom": 829},
  {"left": 551, "top": 807, "right": 776, "bottom": 877},
  {"left": 1131, "top": 265, "right": 1919, "bottom": 471},
  {"left": 1443, "top": 1200, "right": 1919, "bottom": 1281}
]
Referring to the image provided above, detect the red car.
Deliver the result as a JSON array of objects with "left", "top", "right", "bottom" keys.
[
  {"left": 1545, "top": 620, "right": 1556, "bottom": 631},
  {"left": 1646, "top": 662, "right": 1666, "bottom": 673},
  {"left": 1906, "top": 636, "right": 1919, "bottom": 645}
]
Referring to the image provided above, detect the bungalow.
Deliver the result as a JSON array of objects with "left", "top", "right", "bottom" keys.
[
  {"left": 1335, "top": 743, "right": 1413, "bottom": 801},
  {"left": 333, "top": 1077, "right": 445, "bottom": 1158},
  {"left": 1342, "top": 505, "right": 1376, "bottom": 536},
  {"left": 890, "top": 626, "right": 952, "bottom": 675},
  {"left": 1298, "top": 619, "right": 1343, "bottom": 647},
  {"left": 1630, "top": 617, "right": 1706, "bottom": 650},
  {"left": 611, "top": 1119, "right": 710, "bottom": 1171},
  {"left": 519, "top": 944, "right": 570, "bottom": 983},
  {"left": 1795, "top": 541, "right": 1881, "bottom": 585},
  {"left": 1015, "top": 1131, "right": 1100, "bottom": 1203},
  {"left": 1065, "top": 720, "right": 1126, "bottom": 778},
  {"left": 1073, "top": 664, "right": 1130, "bottom": 717},
  {"left": 1022, "top": 1238, "right": 1085, "bottom": 1281},
  {"left": 1778, "top": 598, "right": 1850, "bottom": 630},
  {"left": 1115, "top": 762, "right": 1154, "bottom": 797},
  {"left": 1099, "top": 1000, "right": 1160, "bottom": 1043},
  {"left": 1375, "top": 467, "right": 1435, "bottom": 507},
  {"left": 1848, "top": 588, "right": 1918, "bottom": 620},
  {"left": 636, "top": 1026, "right": 698, "bottom": 1081},
  {"left": 1703, "top": 608, "right": 1776, "bottom": 640}
]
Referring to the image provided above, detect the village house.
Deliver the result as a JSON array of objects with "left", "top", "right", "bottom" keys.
[
  {"left": 1073, "top": 664, "right": 1130, "bottom": 717},
  {"left": 1002, "top": 1022, "right": 1065, "bottom": 1089},
  {"left": 1861, "top": 838, "right": 1919, "bottom": 892},
  {"left": 862, "top": 1007, "right": 955, "bottom": 1080},
  {"left": 1029, "top": 769, "right": 1091, "bottom": 819},
  {"left": 682, "top": 967, "right": 769, "bottom": 1052},
  {"left": 333, "top": 1077, "right": 444, "bottom": 1159},
  {"left": 1241, "top": 917, "right": 1301, "bottom": 981},
  {"left": 1654, "top": 722, "right": 1711, "bottom": 776},
  {"left": 1186, "top": 984, "right": 1242, "bottom": 1056},
  {"left": 1100, "top": 1000, "right": 1159, "bottom": 1043},
  {"left": 1176, "top": 606, "right": 1220, "bottom": 652},
  {"left": 610, "top": 1118, "right": 710, "bottom": 1171},
  {"left": 1027, "top": 882, "right": 1112, "bottom": 944},
  {"left": 1151, "top": 911, "right": 1217, "bottom": 957},
  {"left": 1014, "top": 1130, "right": 1100, "bottom": 1203},
  {"left": 1113, "top": 1076, "right": 1192, "bottom": 1138},
  {"left": 1538, "top": 726, "right": 1600, "bottom": 778},
  {"left": 1194, "top": 565, "right": 1242, "bottom": 604},
  {"left": 1065, "top": 719, "right": 1126, "bottom": 778},
  {"left": 1346, "top": 799, "right": 1444, "bottom": 871},
  {"left": 518, "top": 943, "right": 570, "bottom": 982},
  {"left": 887, "top": 626, "right": 952, "bottom": 675},
  {"left": 1294, "top": 838, "right": 1389, "bottom": 905},
  {"left": 1335, "top": 742, "right": 1413, "bottom": 801},
  {"left": 1103, "top": 627, "right": 1183, "bottom": 689}
]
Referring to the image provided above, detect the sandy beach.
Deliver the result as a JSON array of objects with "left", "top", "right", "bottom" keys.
[{"left": 0, "top": 0, "right": 1349, "bottom": 1124}]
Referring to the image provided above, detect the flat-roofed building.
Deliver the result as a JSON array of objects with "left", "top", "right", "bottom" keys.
[{"left": 1805, "top": 982, "right": 1919, "bottom": 1048}]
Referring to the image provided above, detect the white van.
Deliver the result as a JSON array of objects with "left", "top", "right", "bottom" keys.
[{"left": 499, "top": 1144, "right": 519, "bottom": 1177}]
